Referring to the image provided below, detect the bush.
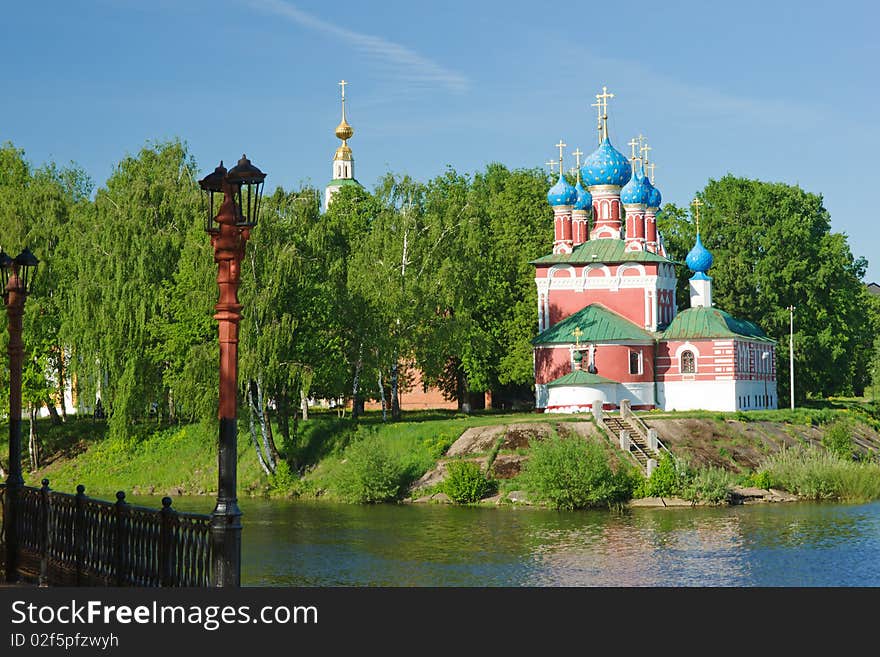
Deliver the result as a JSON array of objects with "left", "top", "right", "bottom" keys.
[
  {"left": 821, "top": 420, "right": 853, "bottom": 460},
  {"left": 750, "top": 470, "right": 772, "bottom": 489},
  {"left": 329, "top": 435, "right": 406, "bottom": 503},
  {"left": 684, "top": 467, "right": 734, "bottom": 504},
  {"left": 759, "top": 445, "right": 880, "bottom": 501},
  {"left": 442, "top": 460, "right": 496, "bottom": 504},
  {"left": 521, "top": 435, "right": 636, "bottom": 510},
  {"left": 644, "top": 453, "right": 691, "bottom": 498}
]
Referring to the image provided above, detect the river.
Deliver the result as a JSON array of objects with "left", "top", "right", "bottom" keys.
[{"left": 130, "top": 496, "right": 880, "bottom": 586}]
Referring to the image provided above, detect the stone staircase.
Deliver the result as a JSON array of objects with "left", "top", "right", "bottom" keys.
[{"left": 597, "top": 399, "right": 671, "bottom": 475}]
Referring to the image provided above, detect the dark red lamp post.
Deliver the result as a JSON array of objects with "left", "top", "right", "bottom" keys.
[
  {"left": 198, "top": 155, "right": 265, "bottom": 587},
  {"left": 2, "top": 247, "right": 39, "bottom": 583}
]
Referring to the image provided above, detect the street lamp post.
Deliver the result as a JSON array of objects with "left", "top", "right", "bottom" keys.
[
  {"left": 198, "top": 156, "right": 265, "bottom": 588},
  {"left": 2, "top": 247, "right": 39, "bottom": 583},
  {"left": 788, "top": 305, "right": 795, "bottom": 411}
]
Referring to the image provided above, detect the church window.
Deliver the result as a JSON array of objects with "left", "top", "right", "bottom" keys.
[
  {"left": 680, "top": 350, "right": 695, "bottom": 373},
  {"left": 629, "top": 350, "right": 642, "bottom": 375}
]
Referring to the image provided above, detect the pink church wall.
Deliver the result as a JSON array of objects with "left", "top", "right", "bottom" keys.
[{"left": 535, "top": 344, "right": 655, "bottom": 385}]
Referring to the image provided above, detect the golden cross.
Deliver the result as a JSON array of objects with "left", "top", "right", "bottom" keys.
[
  {"left": 545, "top": 159, "right": 557, "bottom": 174},
  {"left": 640, "top": 140, "right": 652, "bottom": 165},
  {"left": 692, "top": 197, "right": 704, "bottom": 233},
  {"left": 556, "top": 139, "right": 566, "bottom": 173},
  {"left": 591, "top": 99, "right": 603, "bottom": 143},
  {"left": 596, "top": 86, "right": 614, "bottom": 139},
  {"left": 573, "top": 148, "right": 583, "bottom": 168},
  {"left": 338, "top": 79, "right": 348, "bottom": 100},
  {"left": 646, "top": 161, "right": 656, "bottom": 184},
  {"left": 628, "top": 137, "right": 639, "bottom": 160},
  {"left": 573, "top": 326, "right": 582, "bottom": 348}
]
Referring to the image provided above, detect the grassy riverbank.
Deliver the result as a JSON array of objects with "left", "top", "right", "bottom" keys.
[{"left": 2, "top": 399, "right": 879, "bottom": 506}]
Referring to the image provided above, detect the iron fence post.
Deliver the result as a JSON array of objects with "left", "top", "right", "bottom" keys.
[
  {"left": 159, "top": 497, "right": 174, "bottom": 587},
  {"left": 114, "top": 491, "right": 128, "bottom": 586},
  {"left": 74, "top": 484, "right": 85, "bottom": 585},
  {"left": 39, "top": 478, "right": 49, "bottom": 587}
]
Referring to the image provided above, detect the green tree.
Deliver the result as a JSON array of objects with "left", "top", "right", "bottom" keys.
[{"left": 658, "top": 175, "right": 871, "bottom": 402}]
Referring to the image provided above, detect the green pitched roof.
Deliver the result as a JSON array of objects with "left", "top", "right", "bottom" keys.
[
  {"left": 532, "top": 303, "right": 655, "bottom": 345},
  {"left": 661, "top": 306, "right": 775, "bottom": 343},
  {"left": 546, "top": 370, "right": 618, "bottom": 387},
  {"left": 326, "top": 178, "right": 363, "bottom": 187},
  {"left": 531, "top": 238, "right": 677, "bottom": 265}
]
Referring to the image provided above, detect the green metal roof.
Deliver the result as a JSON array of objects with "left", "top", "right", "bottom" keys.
[
  {"left": 531, "top": 238, "right": 677, "bottom": 265},
  {"left": 532, "top": 303, "right": 656, "bottom": 345},
  {"left": 546, "top": 370, "right": 618, "bottom": 387},
  {"left": 661, "top": 306, "right": 776, "bottom": 343},
  {"left": 326, "top": 178, "right": 363, "bottom": 187}
]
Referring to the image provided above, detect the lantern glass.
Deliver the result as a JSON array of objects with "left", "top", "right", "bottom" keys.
[
  {"left": 227, "top": 155, "right": 266, "bottom": 227},
  {"left": 0, "top": 249, "right": 12, "bottom": 291},
  {"left": 198, "top": 162, "right": 228, "bottom": 233},
  {"left": 14, "top": 248, "right": 39, "bottom": 294}
]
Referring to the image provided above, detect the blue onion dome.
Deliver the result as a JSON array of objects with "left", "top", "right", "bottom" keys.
[
  {"left": 620, "top": 169, "right": 651, "bottom": 205},
  {"left": 646, "top": 178, "right": 662, "bottom": 208},
  {"left": 685, "top": 233, "right": 714, "bottom": 273},
  {"left": 547, "top": 172, "right": 577, "bottom": 206},
  {"left": 573, "top": 180, "right": 592, "bottom": 210},
  {"left": 580, "top": 137, "right": 632, "bottom": 188}
]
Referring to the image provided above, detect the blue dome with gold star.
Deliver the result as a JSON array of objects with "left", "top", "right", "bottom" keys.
[
  {"left": 573, "top": 180, "right": 592, "bottom": 210},
  {"left": 685, "top": 233, "right": 713, "bottom": 274},
  {"left": 581, "top": 137, "right": 632, "bottom": 188},
  {"left": 547, "top": 172, "right": 577, "bottom": 206},
  {"left": 620, "top": 170, "right": 651, "bottom": 205},
  {"left": 646, "top": 178, "right": 662, "bottom": 208}
]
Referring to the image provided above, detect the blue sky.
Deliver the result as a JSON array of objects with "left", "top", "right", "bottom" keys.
[{"left": 3, "top": 0, "right": 879, "bottom": 282}]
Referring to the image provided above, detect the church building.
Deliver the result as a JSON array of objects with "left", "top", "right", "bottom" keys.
[
  {"left": 532, "top": 87, "right": 777, "bottom": 413},
  {"left": 324, "top": 79, "right": 363, "bottom": 211}
]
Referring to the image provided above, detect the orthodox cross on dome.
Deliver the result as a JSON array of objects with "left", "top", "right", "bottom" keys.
[
  {"left": 556, "top": 139, "right": 567, "bottom": 174},
  {"left": 596, "top": 86, "right": 614, "bottom": 140},
  {"left": 572, "top": 148, "right": 583, "bottom": 182},
  {"left": 692, "top": 197, "right": 704, "bottom": 234},
  {"left": 628, "top": 137, "right": 639, "bottom": 161},
  {"left": 640, "top": 138, "right": 652, "bottom": 166},
  {"left": 591, "top": 99, "right": 603, "bottom": 144},
  {"left": 338, "top": 79, "right": 348, "bottom": 119},
  {"left": 573, "top": 326, "right": 582, "bottom": 348},
  {"left": 646, "top": 161, "right": 656, "bottom": 185},
  {"left": 545, "top": 159, "right": 557, "bottom": 174}
]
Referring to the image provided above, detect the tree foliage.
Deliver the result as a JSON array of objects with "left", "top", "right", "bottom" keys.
[{"left": 658, "top": 175, "right": 872, "bottom": 401}]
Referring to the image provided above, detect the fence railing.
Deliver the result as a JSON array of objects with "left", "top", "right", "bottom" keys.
[{"left": 1, "top": 480, "right": 212, "bottom": 587}]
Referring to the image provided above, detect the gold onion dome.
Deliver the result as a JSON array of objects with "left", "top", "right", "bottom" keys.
[
  {"left": 334, "top": 142, "right": 353, "bottom": 161},
  {"left": 335, "top": 118, "right": 354, "bottom": 141}
]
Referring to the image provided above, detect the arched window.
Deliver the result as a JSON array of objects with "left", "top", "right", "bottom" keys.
[
  {"left": 680, "top": 350, "right": 695, "bottom": 373},
  {"left": 629, "top": 350, "right": 642, "bottom": 375}
]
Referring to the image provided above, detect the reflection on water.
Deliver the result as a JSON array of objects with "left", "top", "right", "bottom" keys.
[{"left": 129, "top": 496, "right": 880, "bottom": 586}]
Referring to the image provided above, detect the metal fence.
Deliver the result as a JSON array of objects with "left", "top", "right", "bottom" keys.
[{"left": 1, "top": 480, "right": 212, "bottom": 586}]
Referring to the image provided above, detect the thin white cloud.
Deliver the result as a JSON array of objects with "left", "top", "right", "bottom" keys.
[{"left": 251, "top": 0, "right": 469, "bottom": 93}]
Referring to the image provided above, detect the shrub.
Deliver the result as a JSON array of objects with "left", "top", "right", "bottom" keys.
[
  {"left": 329, "top": 435, "right": 406, "bottom": 503},
  {"left": 750, "top": 470, "right": 772, "bottom": 490},
  {"left": 442, "top": 460, "right": 496, "bottom": 504},
  {"left": 644, "top": 453, "right": 691, "bottom": 498},
  {"left": 821, "top": 420, "right": 853, "bottom": 460},
  {"left": 759, "top": 445, "right": 880, "bottom": 501},
  {"left": 684, "top": 467, "right": 734, "bottom": 504},
  {"left": 521, "top": 435, "right": 636, "bottom": 510}
]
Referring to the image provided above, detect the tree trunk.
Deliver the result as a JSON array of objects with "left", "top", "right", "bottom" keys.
[
  {"left": 300, "top": 389, "right": 309, "bottom": 421},
  {"left": 378, "top": 371, "right": 387, "bottom": 422},
  {"left": 28, "top": 406, "right": 40, "bottom": 471},
  {"left": 390, "top": 360, "right": 401, "bottom": 420},
  {"left": 459, "top": 370, "right": 472, "bottom": 414},
  {"left": 57, "top": 356, "right": 68, "bottom": 422},
  {"left": 351, "top": 343, "right": 363, "bottom": 419},
  {"left": 256, "top": 380, "right": 281, "bottom": 466},
  {"left": 46, "top": 402, "right": 62, "bottom": 426},
  {"left": 247, "top": 382, "right": 272, "bottom": 476}
]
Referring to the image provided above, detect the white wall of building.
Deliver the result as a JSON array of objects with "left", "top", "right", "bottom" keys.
[{"left": 658, "top": 379, "right": 778, "bottom": 412}]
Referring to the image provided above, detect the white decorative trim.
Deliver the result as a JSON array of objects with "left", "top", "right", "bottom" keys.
[{"left": 548, "top": 264, "right": 576, "bottom": 278}]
